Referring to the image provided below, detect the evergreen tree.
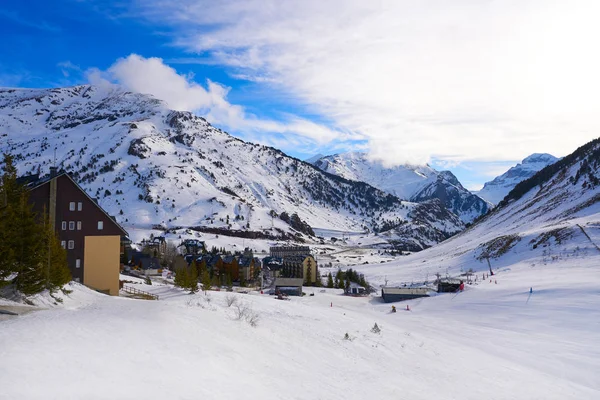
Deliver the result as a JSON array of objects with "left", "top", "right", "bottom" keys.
[
  {"left": 0, "top": 153, "right": 21, "bottom": 283},
  {"left": 174, "top": 265, "right": 189, "bottom": 289},
  {"left": 335, "top": 268, "right": 344, "bottom": 288},
  {"left": 305, "top": 266, "right": 312, "bottom": 286},
  {"left": 327, "top": 272, "right": 334, "bottom": 288},
  {"left": 201, "top": 269, "right": 211, "bottom": 294},
  {"left": 43, "top": 212, "right": 71, "bottom": 290},
  {"left": 345, "top": 277, "right": 351, "bottom": 293},
  {"left": 188, "top": 262, "right": 198, "bottom": 294}
]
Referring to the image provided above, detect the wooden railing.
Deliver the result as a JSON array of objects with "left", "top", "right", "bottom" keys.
[{"left": 122, "top": 285, "right": 159, "bottom": 300}]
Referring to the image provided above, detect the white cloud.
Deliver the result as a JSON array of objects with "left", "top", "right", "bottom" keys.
[
  {"left": 57, "top": 61, "right": 81, "bottom": 78},
  {"left": 90, "top": 54, "right": 346, "bottom": 148},
  {"left": 131, "top": 0, "right": 600, "bottom": 165}
]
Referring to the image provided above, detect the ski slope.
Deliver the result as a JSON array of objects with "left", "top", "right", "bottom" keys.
[{"left": 1, "top": 249, "right": 598, "bottom": 400}]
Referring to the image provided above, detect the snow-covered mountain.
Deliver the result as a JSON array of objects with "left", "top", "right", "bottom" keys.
[
  {"left": 475, "top": 153, "right": 558, "bottom": 205},
  {"left": 0, "top": 85, "right": 463, "bottom": 248},
  {"left": 311, "top": 152, "right": 490, "bottom": 224},
  {"left": 363, "top": 137, "right": 600, "bottom": 287}
]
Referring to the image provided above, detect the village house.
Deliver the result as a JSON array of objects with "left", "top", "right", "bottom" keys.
[
  {"left": 25, "top": 169, "right": 128, "bottom": 295},
  {"left": 179, "top": 239, "right": 205, "bottom": 255},
  {"left": 262, "top": 256, "right": 284, "bottom": 279},
  {"left": 145, "top": 236, "right": 167, "bottom": 256},
  {"left": 238, "top": 256, "right": 255, "bottom": 282},
  {"left": 282, "top": 255, "right": 318, "bottom": 284},
  {"left": 221, "top": 255, "right": 239, "bottom": 281}
]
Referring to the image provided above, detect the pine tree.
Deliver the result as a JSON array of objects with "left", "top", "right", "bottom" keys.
[
  {"left": 345, "top": 277, "right": 351, "bottom": 293},
  {"left": 201, "top": 269, "right": 211, "bottom": 294},
  {"left": 305, "top": 266, "right": 312, "bottom": 286},
  {"left": 335, "top": 268, "right": 344, "bottom": 288},
  {"left": 174, "top": 265, "right": 189, "bottom": 289},
  {"left": 188, "top": 262, "right": 198, "bottom": 294},
  {"left": 43, "top": 212, "right": 71, "bottom": 291},
  {"left": 0, "top": 153, "right": 21, "bottom": 284},
  {"left": 11, "top": 189, "right": 46, "bottom": 295},
  {"left": 327, "top": 273, "right": 334, "bottom": 288}
]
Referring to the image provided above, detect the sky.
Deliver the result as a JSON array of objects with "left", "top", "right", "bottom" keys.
[{"left": 1, "top": 0, "right": 600, "bottom": 190}]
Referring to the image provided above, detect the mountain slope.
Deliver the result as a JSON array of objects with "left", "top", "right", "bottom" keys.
[
  {"left": 311, "top": 152, "right": 489, "bottom": 223},
  {"left": 0, "top": 85, "right": 463, "bottom": 246},
  {"left": 475, "top": 153, "right": 558, "bottom": 205},
  {"left": 361, "top": 137, "right": 600, "bottom": 287}
]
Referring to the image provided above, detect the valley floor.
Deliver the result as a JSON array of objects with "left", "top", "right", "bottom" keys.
[{"left": 1, "top": 255, "right": 599, "bottom": 400}]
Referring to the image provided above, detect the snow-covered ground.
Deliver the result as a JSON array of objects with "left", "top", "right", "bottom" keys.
[
  {"left": 1, "top": 246, "right": 598, "bottom": 399},
  {"left": 2, "top": 128, "right": 599, "bottom": 399}
]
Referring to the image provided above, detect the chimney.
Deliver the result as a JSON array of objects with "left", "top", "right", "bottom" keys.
[{"left": 49, "top": 167, "right": 58, "bottom": 230}]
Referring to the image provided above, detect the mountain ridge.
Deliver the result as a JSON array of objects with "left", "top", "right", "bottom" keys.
[
  {"left": 0, "top": 84, "right": 463, "bottom": 249},
  {"left": 475, "top": 153, "right": 558, "bottom": 205},
  {"left": 310, "top": 151, "right": 490, "bottom": 223}
]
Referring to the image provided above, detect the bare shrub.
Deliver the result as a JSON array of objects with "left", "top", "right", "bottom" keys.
[
  {"left": 234, "top": 302, "right": 250, "bottom": 320},
  {"left": 246, "top": 310, "right": 260, "bottom": 327},
  {"left": 225, "top": 294, "right": 238, "bottom": 307},
  {"left": 233, "top": 301, "right": 260, "bottom": 327}
]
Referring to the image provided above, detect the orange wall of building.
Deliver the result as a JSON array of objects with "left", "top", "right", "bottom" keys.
[{"left": 84, "top": 235, "right": 120, "bottom": 295}]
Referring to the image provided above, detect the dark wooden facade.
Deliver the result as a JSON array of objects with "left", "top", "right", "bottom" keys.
[{"left": 28, "top": 173, "right": 127, "bottom": 285}]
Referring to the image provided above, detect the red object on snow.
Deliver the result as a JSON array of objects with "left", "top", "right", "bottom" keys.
[
  {"left": 406, "top": 305, "right": 410, "bottom": 311},
  {"left": 459, "top": 282, "right": 465, "bottom": 291}
]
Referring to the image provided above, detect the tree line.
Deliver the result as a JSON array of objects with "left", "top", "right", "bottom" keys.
[{"left": 325, "top": 268, "right": 369, "bottom": 290}]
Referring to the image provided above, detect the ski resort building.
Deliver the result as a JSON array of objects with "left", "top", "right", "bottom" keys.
[
  {"left": 381, "top": 287, "right": 431, "bottom": 302},
  {"left": 270, "top": 246, "right": 318, "bottom": 284},
  {"left": 282, "top": 255, "right": 318, "bottom": 284},
  {"left": 25, "top": 169, "right": 128, "bottom": 295},
  {"left": 269, "top": 246, "right": 310, "bottom": 259}
]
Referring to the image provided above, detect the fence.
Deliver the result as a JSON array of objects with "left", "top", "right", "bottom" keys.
[{"left": 121, "top": 285, "right": 159, "bottom": 300}]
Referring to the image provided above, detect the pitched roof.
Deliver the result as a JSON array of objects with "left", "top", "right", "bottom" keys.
[
  {"left": 238, "top": 256, "right": 253, "bottom": 267},
  {"left": 26, "top": 172, "right": 128, "bottom": 237},
  {"left": 222, "top": 255, "right": 237, "bottom": 264}
]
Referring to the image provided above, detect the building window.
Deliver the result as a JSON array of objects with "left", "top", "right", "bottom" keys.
[
  {"left": 69, "top": 202, "right": 76, "bottom": 211},
  {"left": 69, "top": 221, "right": 75, "bottom": 230},
  {"left": 97, "top": 221, "right": 103, "bottom": 230},
  {"left": 68, "top": 240, "right": 74, "bottom": 250},
  {"left": 77, "top": 221, "right": 81, "bottom": 230},
  {"left": 61, "top": 241, "right": 66, "bottom": 249},
  {"left": 77, "top": 202, "right": 82, "bottom": 211},
  {"left": 76, "top": 259, "right": 81, "bottom": 268},
  {"left": 61, "top": 221, "right": 66, "bottom": 230}
]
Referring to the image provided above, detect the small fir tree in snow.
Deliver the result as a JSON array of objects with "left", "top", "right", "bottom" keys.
[
  {"left": 371, "top": 323, "right": 381, "bottom": 334},
  {"left": 326, "top": 273, "right": 334, "bottom": 288},
  {"left": 201, "top": 269, "right": 211, "bottom": 294},
  {"left": 188, "top": 264, "right": 198, "bottom": 294}
]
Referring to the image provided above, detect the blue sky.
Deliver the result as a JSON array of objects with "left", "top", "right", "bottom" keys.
[{"left": 2, "top": 0, "right": 599, "bottom": 190}]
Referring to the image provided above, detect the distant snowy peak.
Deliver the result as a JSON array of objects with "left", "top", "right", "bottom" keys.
[
  {"left": 522, "top": 153, "right": 558, "bottom": 164},
  {"left": 304, "top": 153, "right": 326, "bottom": 164},
  {"left": 477, "top": 153, "right": 559, "bottom": 205},
  {"left": 312, "top": 152, "right": 437, "bottom": 199},
  {"left": 311, "top": 152, "right": 489, "bottom": 223}
]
